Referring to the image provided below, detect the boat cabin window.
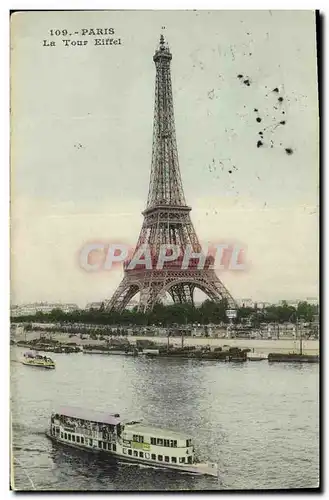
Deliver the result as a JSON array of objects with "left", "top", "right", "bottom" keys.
[
  {"left": 60, "top": 432, "right": 63, "bottom": 439},
  {"left": 158, "top": 455, "right": 163, "bottom": 461},
  {"left": 89, "top": 439, "right": 92, "bottom": 446},
  {"left": 128, "top": 449, "right": 132, "bottom": 456},
  {"left": 173, "top": 440, "right": 177, "bottom": 448},
  {"left": 64, "top": 433, "right": 67, "bottom": 440},
  {"left": 164, "top": 439, "right": 170, "bottom": 447},
  {"left": 188, "top": 456, "right": 192, "bottom": 464},
  {"left": 157, "top": 438, "right": 163, "bottom": 446},
  {"left": 139, "top": 451, "right": 144, "bottom": 458},
  {"left": 81, "top": 437, "right": 84, "bottom": 444},
  {"left": 186, "top": 439, "right": 191, "bottom": 447},
  {"left": 133, "top": 450, "right": 138, "bottom": 457},
  {"left": 165, "top": 456, "right": 169, "bottom": 463},
  {"left": 76, "top": 436, "right": 80, "bottom": 443},
  {"left": 102, "top": 442, "right": 106, "bottom": 450},
  {"left": 151, "top": 454, "right": 156, "bottom": 460},
  {"left": 72, "top": 435, "right": 75, "bottom": 442},
  {"left": 68, "top": 434, "right": 71, "bottom": 441},
  {"left": 133, "top": 434, "right": 144, "bottom": 443},
  {"left": 179, "top": 457, "right": 185, "bottom": 463},
  {"left": 151, "top": 437, "right": 156, "bottom": 445},
  {"left": 98, "top": 441, "right": 102, "bottom": 448},
  {"left": 171, "top": 457, "right": 177, "bottom": 463},
  {"left": 113, "top": 444, "right": 116, "bottom": 452},
  {"left": 145, "top": 453, "right": 150, "bottom": 459}
]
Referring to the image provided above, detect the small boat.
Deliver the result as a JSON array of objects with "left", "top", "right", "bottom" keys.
[
  {"left": 21, "top": 351, "right": 55, "bottom": 369},
  {"left": 247, "top": 353, "right": 268, "bottom": 361},
  {"left": 46, "top": 406, "right": 218, "bottom": 477}
]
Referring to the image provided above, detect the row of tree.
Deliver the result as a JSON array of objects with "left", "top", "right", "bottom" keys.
[{"left": 11, "top": 300, "right": 318, "bottom": 327}]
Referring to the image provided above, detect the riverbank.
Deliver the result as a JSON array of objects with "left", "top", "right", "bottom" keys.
[
  {"left": 131, "top": 336, "right": 319, "bottom": 355},
  {"left": 12, "top": 331, "right": 319, "bottom": 355}
]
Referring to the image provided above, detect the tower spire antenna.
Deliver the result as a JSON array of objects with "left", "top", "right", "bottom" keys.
[
  {"left": 105, "top": 38, "right": 236, "bottom": 313},
  {"left": 156, "top": 32, "right": 169, "bottom": 55}
]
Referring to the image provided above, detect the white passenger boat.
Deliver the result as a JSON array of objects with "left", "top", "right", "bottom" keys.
[
  {"left": 46, "top": 406, "right": 218, "bottom": 477},
  {"left": 21, "top": 351, "right": 55, "bottom": 369}
]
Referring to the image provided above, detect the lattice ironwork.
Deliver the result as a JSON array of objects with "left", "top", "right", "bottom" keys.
[{"left": 105, "top": 35, "right": 236, "bottom": 313}]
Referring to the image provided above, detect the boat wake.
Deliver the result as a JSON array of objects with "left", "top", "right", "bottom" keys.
[
  {"left": 13, "top": 458, "right": 37, "bottom": 490},
  {"left": 13, "top": 445, "right": 47, "bottom": 454},
  {"left": 12, "top": 422, "right": 47, "bottom": 437}
]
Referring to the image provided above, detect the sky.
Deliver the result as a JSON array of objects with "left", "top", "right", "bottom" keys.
[{"left": 10, "top": 10, "right": 319, "bottom": 307}]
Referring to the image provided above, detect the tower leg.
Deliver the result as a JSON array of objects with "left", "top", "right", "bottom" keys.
[{"left": 105, "top": 277, "right": 140, "bottom": 312}]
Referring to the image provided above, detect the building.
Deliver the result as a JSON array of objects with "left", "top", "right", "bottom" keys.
[
  {"left": 10, "top": 302, "right": 79, "bottom": 317},
  {"left": 236, "top": 298, "right": 255, "bottom": 308},
  {"left": 85, "top": 302, "right": 104, "bottom": 310}
]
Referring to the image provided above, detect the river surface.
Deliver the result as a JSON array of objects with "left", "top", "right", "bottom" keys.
[{"left": 10, "top": 347, "right": 319, "bottom": 491}]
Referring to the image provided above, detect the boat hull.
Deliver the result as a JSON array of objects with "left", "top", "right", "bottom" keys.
[{"left": 45, "top": 432, "right": 218, "bottom": 477}]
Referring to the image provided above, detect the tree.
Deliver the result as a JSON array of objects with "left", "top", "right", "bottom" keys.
[{"left": 297, "top": 301, "right": 316, "bottom": 323}]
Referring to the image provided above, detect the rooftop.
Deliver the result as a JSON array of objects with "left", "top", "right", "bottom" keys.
[
  {"left": 56, "top": 406, "right": 121, "bottom": 425},
  {"left": 124, "top": 422, "right": 190, "bottom": 440}
]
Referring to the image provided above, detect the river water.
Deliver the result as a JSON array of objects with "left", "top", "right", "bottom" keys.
[{"left": 11, "top": 347, "right": 319, "bottom": 491}]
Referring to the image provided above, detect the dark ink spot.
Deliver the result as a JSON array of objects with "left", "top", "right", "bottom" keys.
[
  {"left": 254, "top": 108, "right": 258, "bottom": 112},
  {"left": 278, "top": 97, "right": 284, "bottom": 102},
  {"left": 259, "top": 131, "right": 263, "bottom": 135},
  {"left": 256, "top": 117, "right": 262, "bottom": 123},
  {"left": 243, "top": 79, "right": 251, "bottom": 86},
  {"left": 228, "top": 170, "right": 232, "bottom": 174},
  {"left": 282, "top": 111, "right": 285, "bottom": 114},
  {"left": 257, "top": 140, "right": 263, "bottom": 148},
  {"left": 249, "top": 53, "right": 252, "bottom": 56},
  {"left": 280, "top": 120, "right": 286, "bottom": 125},
  {"left": 272, "top": 87, "right": 279, "bottom": 93},
  {"left": 285, "top": 148, "right": 293, "bottom": 155},
  {"left": 237, "top": 74, "right": 243, "bottom": 79}
]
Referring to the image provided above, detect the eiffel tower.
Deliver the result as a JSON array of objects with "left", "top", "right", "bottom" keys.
[{"left": 105, "top": 35, "right": 236, "bottom": 313}]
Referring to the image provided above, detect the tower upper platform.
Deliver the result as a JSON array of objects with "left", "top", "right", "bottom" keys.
[{"left": 153, "top": 34, "right": 172, "bottom": 62}]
